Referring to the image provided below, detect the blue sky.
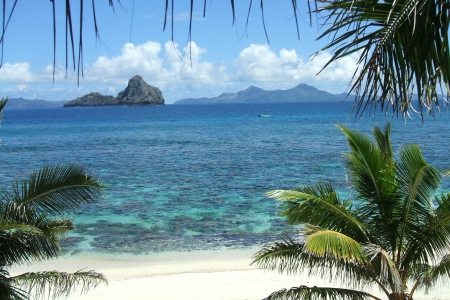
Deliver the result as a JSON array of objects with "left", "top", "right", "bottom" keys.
[{"left": 0, "top": 1, "right": 360, "bottom": 104}]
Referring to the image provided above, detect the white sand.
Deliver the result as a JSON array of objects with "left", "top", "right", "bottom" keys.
[{"left": 9, "top": 249, "right": 450, "bottom": 300}]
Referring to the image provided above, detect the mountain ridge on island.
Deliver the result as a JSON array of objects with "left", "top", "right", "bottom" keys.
[
  {"left": 173, "top": 83, "right": 351, "bottom": 104},
  {"left": 3, "top": 98, "right": 68, "bottom": 110},
  {"left": 64, "top": 75, "right": 164, "bottom": 107}
]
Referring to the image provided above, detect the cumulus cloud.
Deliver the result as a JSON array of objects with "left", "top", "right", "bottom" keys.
[
  {"left": 0, "top": 62, "right": 36, "bottom": 82},
  {"left": 232, "top": 44, "right": 359, "bottom": 83},
  {"left": 83, "top": 41, "right": 228, "bottom": 86},
  {"left": 0, "top": 41, "right": 361, "bottom": 102}
]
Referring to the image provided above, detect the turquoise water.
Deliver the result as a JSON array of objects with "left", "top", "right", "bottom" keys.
[{"left": 1, "top": 102, "right": 449, "bottom": 255}]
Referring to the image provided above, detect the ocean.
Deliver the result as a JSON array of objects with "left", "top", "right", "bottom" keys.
[{"left": 1, "top": 101, "right": 449, "bottom": 256}]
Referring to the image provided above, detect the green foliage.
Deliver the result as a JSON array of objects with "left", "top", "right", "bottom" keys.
[
  {"left": 316, "top": 0, "right": 450, "bottom": 118},
  {"left": 0, "top": 97, "right": 8, "bottom": 121},
  {"left": 0, "top": 103, "right": 106, "bottom": 299},
  {"left": 253, "top": 122, "right": 450, "bottom": 300},
  {"left": 0, "top": 164, "right": 107, "bottom": 299}
]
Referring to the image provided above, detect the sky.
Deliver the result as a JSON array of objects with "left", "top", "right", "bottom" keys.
[{"left": 0, "top": 0, "right": 361, "bottom": 104}]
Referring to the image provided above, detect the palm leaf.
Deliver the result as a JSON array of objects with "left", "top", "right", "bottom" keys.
[
  {"left": 252, "top": 237, "right": 307, "bottom": 275},
  {"left": 410, "top": 254, "right": 450, "bottom": 295},
  {"left": 363, "top": 243, "right": 403, "bottom": 294},
  {"left": 0, "top": 225, "right": 60, "bottom": 267},
  {"left": 261, "top": 285, "right": 379, "bottom": 300},
  {"left": 266, "top": 184, "right": 368, "bottom": 242},
  {"left": 317, "top": 0, "right": 450, "bottom": 118},
  {"left": 0, "top": 269, "right": 27, "bottom": 300},
  {"left": 0, "top": 97, "right": 7, "bottom": 121},
  {"left": 395, "top": 144, "right": 441, "bottom": 256},
  {"left": 402, "top": 193, "right": 450, "bottom": 275},
  {"left": 12, "top": 270, "right": 107, "bottom": 299},
  {"left": 303, "top": 229, "right": 366, "bottom": 264},
  {"left": 8, "top": 164, "right": 103, "bottom": 215},
  {"left": 252, "top": 236, "right": 378, "bottom": 290}
]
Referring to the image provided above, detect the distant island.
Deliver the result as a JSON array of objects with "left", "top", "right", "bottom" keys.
[
  {"left": 173, "top": 84, "right": 350, "bottom": 104},
  {"left": 4, "top": 98, "right": 67, "bottom": 110},
  {"left": 64, "top": 75, "right": 164, "bottom": 107},
  {"left": 3, "top": 82, "right": 350, "bottom": 110}
]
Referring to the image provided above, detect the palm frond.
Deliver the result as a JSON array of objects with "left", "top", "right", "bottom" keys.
[
  {"left": 402, "top": 193, "right": 450, "bottom": 273},
  {"left": 304, "top": 229, "right": 366, "bottom": 264},
  {"left": 338, "top": 124, "right": 396, "bottom": 202},
  {"left": 0, "top": 269, "right": 28, "bottom": 300},
  {"left": 338, "top": 124, "right": 399, "bottom": 251},
  {"left": 0, "top": 96, "right": 7, "bottom": 121},
  {"left": 253, "top": 236, "right": 378, "bottom": 289},
  {"left": 363, "top": 243, "right": 403, "bottom": 294},
  {"left": 0, "top": 225, "right": 60, "bottom": 267},
  {"left": 371, "top": 122, "right": 393, "bottom": 161},
  {"left": 262, "top": 285, "right": 379, "bottom": 300},
  {"left": 0, "top": 97, "right": 7, "bottom": 112},
  {"left": 12, "top": 270, "right": 107, "bottom": 299},
  {"left": 266, "top": 184, "right": 368, "bottom": 242},
  {"left": 8, "top": 164, "right": 103, "bottom": 215},
  {"left": 410, "top": 254, "right": 450, "bottom": 295},
  {"left": 317, "top": 0, "right": 450, "bottom": 118},
  {"left": 252, "top": 237, "right": 306, "bottom": 275},
  {"left": 395, "top": 144, "right": 441, "bottom": 254}
]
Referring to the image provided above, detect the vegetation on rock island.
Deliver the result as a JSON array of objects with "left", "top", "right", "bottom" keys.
[{"left": 253, "top": 122, "right": 450, "bottom": 300}]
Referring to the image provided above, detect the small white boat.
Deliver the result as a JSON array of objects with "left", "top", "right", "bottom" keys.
[{"left": 258, "top": 114, "right": 273, "bottom": 117}]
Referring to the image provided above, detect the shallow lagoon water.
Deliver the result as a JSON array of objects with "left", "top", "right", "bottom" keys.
[{"left": 1, "top": 102, "right": 449, "bottom": 256}]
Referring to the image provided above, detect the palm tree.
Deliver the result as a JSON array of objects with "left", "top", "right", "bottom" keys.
[
  {"left": 253, "top": 122, "right": 450, "bottom": 300},
  {"left": 0, "top": 164, "right": 107, "bottom": 299},
  {"left": 0, "top": 99, "right": 107, "bottom": 299}
]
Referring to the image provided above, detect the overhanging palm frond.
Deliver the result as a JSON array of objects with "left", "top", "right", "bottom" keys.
[
  {"left": 261, "top": 285, "right": 379, "bottom": 300},
  {"left": 11, "top": 270, "right": 107, "bottom": 299},
  {"left": 0, "top": 97, "right": 8, "bottom": 113},
  {"left": 317, "top": 0, "right": 450, "bottom": 118},
  {"left": 0, "top": 96, "right": 7, "bottom": 121},
  {"left": 9, "top": 164, "right": 103, "bottom": 215}
]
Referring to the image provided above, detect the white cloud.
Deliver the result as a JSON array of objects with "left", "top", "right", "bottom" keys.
[
  {"left": 0, "top": 41, "right": 361, "bottom": 103},
  {"left": 232, "top": 44, "right": 359, "bottom": 83},
  {"left": 0, "top": 62, "right": 35, "bottom": 82}
]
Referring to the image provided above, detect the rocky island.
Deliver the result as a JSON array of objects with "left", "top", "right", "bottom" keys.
[{"left": 64, "top": 75, "right": 164, "bottom": 107}]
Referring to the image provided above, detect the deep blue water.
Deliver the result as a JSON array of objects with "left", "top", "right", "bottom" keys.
[{"left": 1, "top": 102, "right": 449, "bottom": 255}]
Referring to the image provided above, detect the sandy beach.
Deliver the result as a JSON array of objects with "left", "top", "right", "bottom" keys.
[{"left": 9, "top": 249, "right": 450, "bottom": 300}]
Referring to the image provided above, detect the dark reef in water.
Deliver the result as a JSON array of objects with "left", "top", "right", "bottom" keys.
[
  {"left": 64, "top": 75, "right": 165, "bottom": 107},
  {"left": 61, "top": 218, "right": 292, "bottom": 255}
]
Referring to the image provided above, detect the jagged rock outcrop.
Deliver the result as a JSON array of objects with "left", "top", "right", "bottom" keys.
[
  {"left": 64, "top": 75, "right": 164, "bottom": 107},
  {"left": 116, "top": 75, "right": 164, "bottom": 105}
]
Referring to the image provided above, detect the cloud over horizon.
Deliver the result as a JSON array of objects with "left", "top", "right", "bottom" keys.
[{"left": 0, "top": 40, "right": 360, "bottom": 103}]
